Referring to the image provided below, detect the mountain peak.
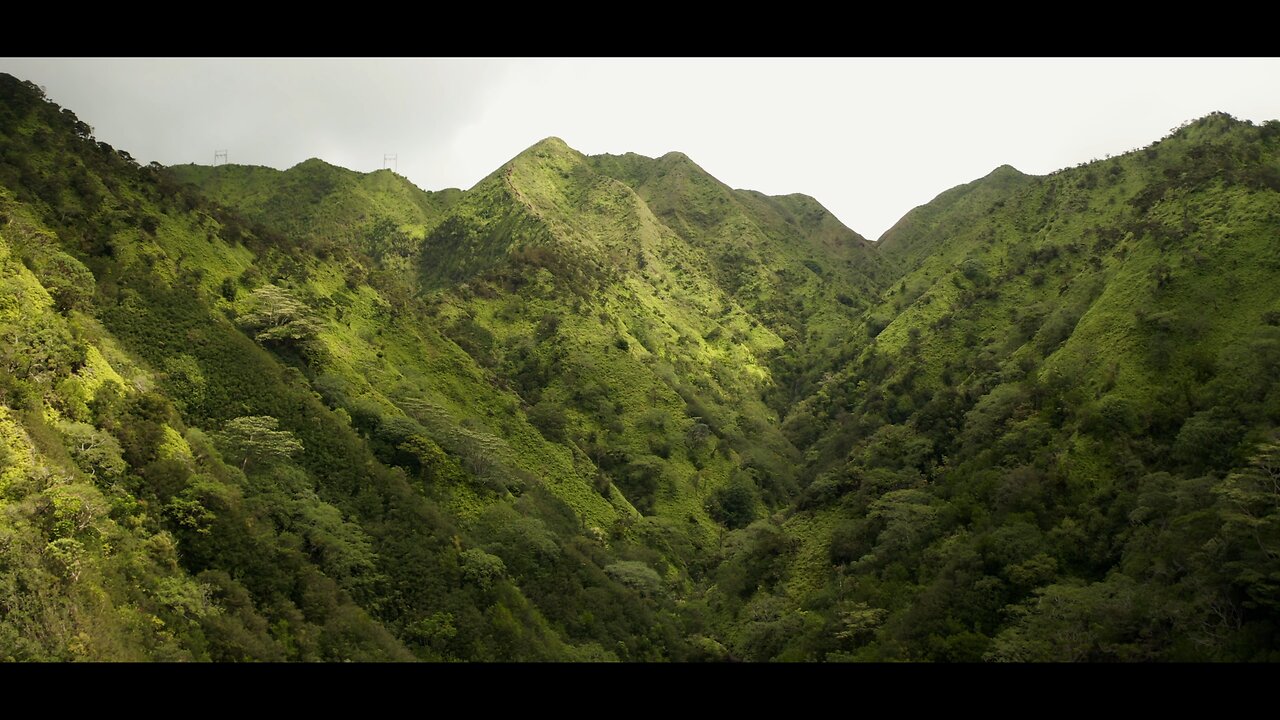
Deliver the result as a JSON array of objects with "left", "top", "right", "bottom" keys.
[
  {"left": 976, "top": 164, "right": 1030, "bottom": 188},
  {"left": 290, "top": 157, "right": 340, "bottom": 172},
  {"left": 501, "top": 137, "right": 584, "bottom": 175},
  {"left": 522, "top": 136, "right": 574, "bottom": 155},
  {"left": 656, "top": 151, "right": 711, "bottom": 174},
  {"left": 1168, "top": 110, "right": 1253, "bottom": 143}
]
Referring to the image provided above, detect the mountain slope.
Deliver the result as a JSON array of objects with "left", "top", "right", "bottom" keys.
[
  {"left": 876, "top": 163, "right": 1035, "bottom": 272},
  {"left": 590, "top": 149, "right": 888, "bottom": 408},
  {"left": 0, "top": 73, "right": 696, "bottom": 661},
  {"left": 769, "top": 112, "right": 1280, "bottom": 661},
  {"left": 0, "top": 73, "right": 888, "bottom": 661},
  {"left": 170, "top": 133, "right": 896, "bottom": 660}
]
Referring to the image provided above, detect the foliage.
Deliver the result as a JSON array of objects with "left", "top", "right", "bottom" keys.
[
  {"left": 213, "top": 415, "right": 303, "bottom": 470},
  {"left": 236, "top": 285, "right": 322, "bottom": 350}
]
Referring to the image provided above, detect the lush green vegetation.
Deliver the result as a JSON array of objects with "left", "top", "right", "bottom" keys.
[
  {"left": 3, "top": 70, "right": 1279, "bottom": 661},
  {"left": 771, "top": 113, "right": 1280, "bottom": 661}
]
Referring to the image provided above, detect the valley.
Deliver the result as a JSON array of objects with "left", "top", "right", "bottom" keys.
[{"left": 1, "top": 72, "right": 1278, "bottom": 661}]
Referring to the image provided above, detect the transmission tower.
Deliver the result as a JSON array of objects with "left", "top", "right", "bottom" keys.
[
  {"left": 213, "top": 150, "right": 228, "bottom": 166},
  {"left": 383, "top": 154, "right": 398, "bottom": 172}
]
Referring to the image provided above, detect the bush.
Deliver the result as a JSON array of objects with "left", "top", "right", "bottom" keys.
[
  {"left": 960, "top": 258, "right": 989, "bottom": 285},
  {"left": 604, "top": 561, "right": 662, "bottom": 595},
  {"left": 1171, "top": 409, "right": 1245, "bottom": 472},
  {"left": 528, "top": 400, "right": 568, "bottom": 442},
  {"left": 828, "top": 519, "right": 872, "bottom": 565},
  {"left": 460, "top": 548, "right": 506, "bottom": 590},
  {"left": 41, "top": 251, "right": 96, "bottom": 312},
  {"left": 613, "top": 455, "right": 664, "bottom": 515},
  {"left": 796, "top": 472, "right": 852, "bottom": 510},
  {"left": 707, "top": 471, "right": 760, "bottom": 529}
]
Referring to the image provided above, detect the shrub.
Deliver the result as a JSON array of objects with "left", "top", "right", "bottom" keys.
[
  {"left": 604, "top": 561, "right": 662, "bottom": 595},
  {"left": 528, "top": 400, "right": 568, "bottom": 442},
  {"left": 707, "top": 471, "right": 760, "bottom": 529}
]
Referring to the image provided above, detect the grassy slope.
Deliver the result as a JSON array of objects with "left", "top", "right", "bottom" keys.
[
  {"left": 591, "top": 150, "right": 889, "bottom": 409},
  {"left": 170, "top": 160, "right": 462, "bottom": 242}
]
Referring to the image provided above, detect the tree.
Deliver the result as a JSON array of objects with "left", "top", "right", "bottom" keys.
[
  {"left": 835, "top": 601, "right": 888, "bottom": 647},
  {"left": 1172, "top": 409, "right": 1245, "bottom": 473},
  {"left": 604, "top": 560, "right": 662, "bottom": 595},
  {"left": 214, "top": 416, "right": 303, "bottom": 471},
  {"left": 707, "top": 471, "right": 760, "bottom": 529},
  {"left": 986, "top": 575, "right": 1149, "bottom": 662},
  {"left": 1213, "top": 435, "right": 1280, "bottom": 615},
  {"left": 40, "top": 251, "right": 96, "bottom": 313},
  {"left": 237, "top": 285, "right": 321, "bottom": 348},
  {"left": 460, "top": 548, "right": 506, "bottom": 591},
  {"left": 57, "top": 420, "right": 126, "bottom": 481},
  {"left": 528, "top": 399, "right": 568, "bottom": 442}
]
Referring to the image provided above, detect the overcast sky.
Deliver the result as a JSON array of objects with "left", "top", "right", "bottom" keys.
[{"left": 3, "top": 58, "right": 1279, "bottom": 239}]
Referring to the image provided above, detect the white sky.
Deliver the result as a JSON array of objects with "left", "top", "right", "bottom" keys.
[{"left": 3, "top": 58, "right": 1279, "bottom": 240}]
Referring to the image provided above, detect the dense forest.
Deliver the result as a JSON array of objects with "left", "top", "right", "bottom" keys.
[{"left": 1, "top": 72, "right": 1277, "bottom": 661}]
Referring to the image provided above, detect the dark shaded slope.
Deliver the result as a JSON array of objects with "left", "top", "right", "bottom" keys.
[{"left": 766, "top": 112, "right": 1280, "bottom": 662}]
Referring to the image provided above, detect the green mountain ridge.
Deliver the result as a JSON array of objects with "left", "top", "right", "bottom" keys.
[
  {"left": 170, "top": 157, "right": 463, "bottom": 242},
  {"left": 877, "top": 163, "right": 1033, "bottom": 266},
  {"left": 2, "top": 72, "right": 1278, "bottom": 661}
]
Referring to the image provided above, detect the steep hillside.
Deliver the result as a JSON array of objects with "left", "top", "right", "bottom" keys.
[
  {"left": 167, "top": 132, "right": 896, "bottom": 661},
  {"left": 0, "top": 73, "right": 703, "bottom": 661},
  {"left": 769, "top": 112, "right": 1280, "bottom": 661},
  {"left": 0, "top": 73, "right": 889, "bottom": 662},
  {"left": 177, "top": 135, "right": 893, "bottom": 534},
  {"left": 591, "top": 150, "right": 888, "bottom": 408}
]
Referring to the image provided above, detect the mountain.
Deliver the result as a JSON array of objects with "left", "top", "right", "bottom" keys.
[
  {"left": 0, "top": 72, "right": 884, "bottom": 660},
  {"left": 170, "top": 158, "right": 463, "bottom": 243},
  {"left": 0, "top": 75, "right": 691, "bottom": 660},
  {"left": 775, "top": 112, "right": 1280, "bottom": 660},
  {"left": 3, "top": 71, "right": 1279, "bottom": 661}
]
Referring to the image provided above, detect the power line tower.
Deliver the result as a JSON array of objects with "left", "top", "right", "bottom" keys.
[
  {"left": 383, "top": 154, "right": 397, "bottom": 172},
  {"left": 213, "top": 150, "right": 228, "bottom": 166}
]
